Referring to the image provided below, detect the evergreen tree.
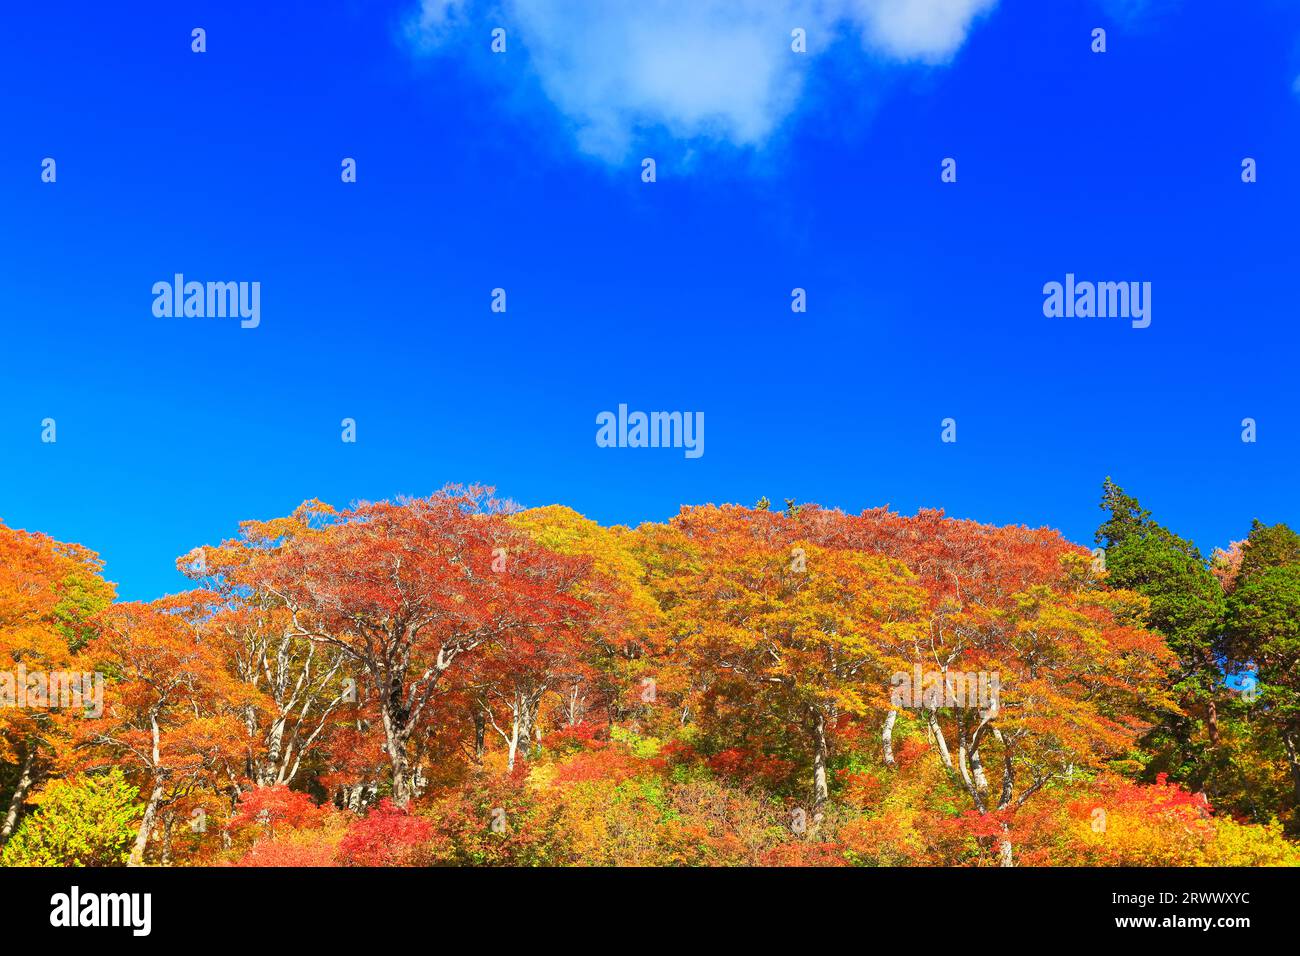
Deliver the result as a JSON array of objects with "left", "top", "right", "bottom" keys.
[{"left": 1095, "top": 479, "right": 1226, "bottom": 787}]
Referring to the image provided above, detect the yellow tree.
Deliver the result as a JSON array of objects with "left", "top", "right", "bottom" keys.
[
  {"left": 662, "top": 505, "right": 926, "bottom": 811},
  {"left": 509, "top": 506, "right": 662, "bottom": 734}
]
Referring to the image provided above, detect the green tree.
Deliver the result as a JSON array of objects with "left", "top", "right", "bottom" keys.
[
  {"left": 1095, "top": 479, "right": 1226, "bottom": 788},
  {"left": 1236, "top": 520, "right": 1300, "bottom": 579},
  {"left": 1, "top": 769, "right": 141, "bottom": 866},
  {"left": 1224, "top": 521, "right": 1300, "bottom": 831}
]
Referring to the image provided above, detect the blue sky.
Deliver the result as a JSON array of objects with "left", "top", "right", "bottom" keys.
[{"left": 1, "top": 0, "right": 1298, "bottom": 600}]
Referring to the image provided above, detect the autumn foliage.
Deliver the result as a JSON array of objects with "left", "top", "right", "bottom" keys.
[{"left": 1, "top": 485, "right": 1297, "bottom": 867}]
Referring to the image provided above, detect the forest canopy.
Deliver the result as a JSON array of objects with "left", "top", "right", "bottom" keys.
[{"left": 1, "top": 481, "right": 1297, "bottom": 867}]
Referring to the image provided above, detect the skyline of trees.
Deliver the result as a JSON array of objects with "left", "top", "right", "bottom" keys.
[{"left": 1, "top": 481, "right": 1297, "bottom": 867}]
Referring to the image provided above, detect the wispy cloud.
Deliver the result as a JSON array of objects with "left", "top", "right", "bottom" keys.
[
  {"left": 406, "top": 0, "right": 997, "bottom": 162},
  {"left": 1095, "top": 0, "right": 1179, "bottom": 28},
  {"left": 406, "top": 0, "right": 472, "bottom": 48}
]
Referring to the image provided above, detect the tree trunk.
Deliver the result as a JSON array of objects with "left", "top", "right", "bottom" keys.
[
  {"left": 390, "top": 754, "right": 412, "bottom": 807},
  {"left": 514, "top": 727, "right": 531, "bottom": 768},
  {"left": 882, "top": 710, "right": 897, "bottom": 768},
  {"left": 1284, "top": 730, "right": 1300, "bottom": 818},
  {"left": 506, "top": 726, "right": 520, "bottom": 773},
  {"left": 927, "top": 710, "right": 953, "bottom": 768},
  {"left": 969, "top": 743, "right": 991, "bottom": 797},
  {"left": 381, "top": 696, "right": 413, "bottom": 807},
  {"left": 0, "top": 746, "right": 37, "bottom": 846},
  {"left": 129, "top": 779, "right": 166, "bottom": 866},
  {"left": 262, "top": 715, "right": 288, "bottom": 786},
  {"left": 473, "top": 710, "right": 486, "bottom": 761},
  {"left": 504, "top": 693, "right": 535, "bottom": 772},
  {"left": 160, "top": 811, "right": 174, "bottom": 866},
  {"left": 811, "top": 710, "right": 829, "bottom": 809},
  {"left": 997, "top": 823, "right": 1014, "bottom": 867},
  {"left": 343, "top": 783, "right": 375, "bottom": 813},
  {"left": 1207, "top": 698, "right": 1220, "bottom": 748},
  {"left": 567, "top": 682, "right": 585, "bottom": 727}
]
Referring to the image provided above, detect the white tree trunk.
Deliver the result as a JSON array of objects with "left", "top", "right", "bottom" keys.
[
  {"left": 998, "top": 824, "right": 1014, "bottom": 867},
  {"left": 129, "top": 780, "right": 166, "bottom": 867},
  {"left": 0, "top": 747, "right": 36, "bottom": 845},
  {"left": 927, "top": 710, "right": 953, "bottom": 768},
  {"left": 811, "top": 710, "right": 829, "bottom": 809}
]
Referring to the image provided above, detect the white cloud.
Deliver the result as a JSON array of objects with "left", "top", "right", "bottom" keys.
[
  {"left": 406, "top": 0, "right": 472, "bottom": 51},
  {"left": 844, "top": 0, "right": 999, "bottom": 62},
  {"left": 407, "top": 0, "right": 997, "bottom": 161}
]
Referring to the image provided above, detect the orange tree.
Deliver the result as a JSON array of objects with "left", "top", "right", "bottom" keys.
[
  {"left": 82, "top": 594, "right": 252, "bottom": 864},
  {"left": 180, "top": 503, "right": 353, "bottom": 792},
  {"left": 655, "top": 504, "right": 926, "bottom": 813},
  {"left": 802, "top": 505, "right": 1178, "bottom": 864},
  {"left": 251, "top": 486, "right": 590, "bottom": 806},
  {"left": 0, "top": 522, "right": 114, "bottom": 846}
]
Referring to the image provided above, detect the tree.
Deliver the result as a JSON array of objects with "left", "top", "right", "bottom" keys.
[
  {"left": 661, "top": 505, "right": 925, "bottom": 812},
  {"left": 180, "top": 505, "right": 352, "bottom": 791},
  {"left": 799, "top": 502, "right": 1176, "bottom": 864},
  {"left": 1094, "top": 479, "right": 1227, "bottom": 788},
  {"left": 442, "top": 509, "right": 606, "bottom": 773},
  {"left": 505, "top": 506, "right": 657, "bottom": 750},
  {"left": 4, "top": 485, "right": 1295, "bottom": 868},
  {"left": 0, "top": 522, "right": 114, "bottom": 845},
  {"left": 1224, "top": 521, "right": 1300, "bottom": 829},
  {"left": 336, "top": 799, "right": 434, "bottom": 866},
  {"left": 83, "top": 595, "right": 251, "bottom": 865},
  {"left": 253, "top": 487, "right": 589, "bottom": 805},
  {"left": 0, "top": 769, "right": 140, "bottom": 866}
]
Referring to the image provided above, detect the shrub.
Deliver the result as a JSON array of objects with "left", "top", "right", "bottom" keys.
[{"left": 1, "top": 770, "right": 140, "bottom": 867}]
